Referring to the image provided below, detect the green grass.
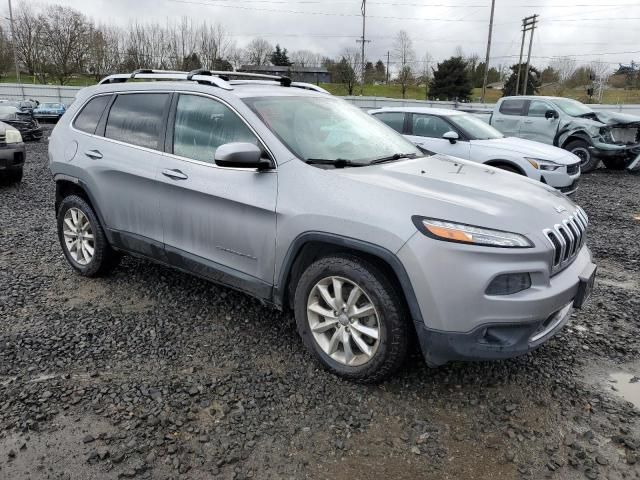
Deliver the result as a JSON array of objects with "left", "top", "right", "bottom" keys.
[{"left": 0, "top": 74, "right": 97, "bottom": 87}]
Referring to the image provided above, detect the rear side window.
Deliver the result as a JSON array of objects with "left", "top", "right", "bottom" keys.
[
  {"left": 105, "top": 93, "right": 169, "bottom": 150},
  {"left": 74, "top": 95, "right": 111, "bottom": 134},
  {"left": 173, "top": 94, "right": 257, "bottom": 163},
  {"left": 373, "top": 112, "right": 405, "bottom": 133},
  {"left": 499, "top": 99, "right": 527, "bottom": 116}
]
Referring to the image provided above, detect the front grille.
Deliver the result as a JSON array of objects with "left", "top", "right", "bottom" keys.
[
  {"left": 566, "top": 163, "right": 580, "bottom": 175},
  {"left": 0, "top": 133, "right": 6, "bottom": 147},
  {"left": 543, "top": 207, "right": 589, "bottom": 275},
  {"left": 611, "top": 127, "right": 638, "bottom": 144}
]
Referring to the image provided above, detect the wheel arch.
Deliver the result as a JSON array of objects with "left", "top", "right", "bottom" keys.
[
  {"left": 483, "top": 159, "right": 527, "bottom": 175},
  {"left": 275, "top": 232, "right": 424, "bottom": 325},
  {"left": 558, "top": 130, "right": 592, "bottom": 150},
  {"left": 55, "top": 176, "right": 109, "bottom": 237}
]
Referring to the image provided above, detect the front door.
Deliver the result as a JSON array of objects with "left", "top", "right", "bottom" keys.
[
  {"left": 519, "top": 99, "right": 559, "bottom": 144},
  {"left": 158, "top": 93, "right": 277, "bottom": 294},
  {"left": 405, "top": 113, "right": 471, "bottom": 160}
]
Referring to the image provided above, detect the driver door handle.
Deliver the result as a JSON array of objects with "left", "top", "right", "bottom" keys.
[
  {"left": 85, "top": 149, "right": 103, "bottom": 160},
  {"left": 162, "top": 168, "right": 188, "bottom": 180}
]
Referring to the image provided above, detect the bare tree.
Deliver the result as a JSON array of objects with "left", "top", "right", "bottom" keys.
[
  {"left": 393, "top": 30, "right": 415, "bottom": 98},
  {"left": 0, "top": 25, "right": 13, "bottom": 79},
  {"left": 43, "top": 5, "right": 90, "bottom": 85},
  {"left": 245, "top": 38, "right": 272, "bottom": 66},
  {"left": 86, "top": 25, "right": 121, "bottom": 81},
  {"left": 549, "top": 56, "right": 577, "bottom": 94},
  {"left": 290, "top": 50, "right": 322, "bottom": 68},
  {"left": 420, "top": 52, "right": 434, "bottom": 100},
  {"left": 13, "top": 4, "right": 47, "bottom": 80},
  {"left": 336, "top": 48, "right": 361, "bottom": 95}
]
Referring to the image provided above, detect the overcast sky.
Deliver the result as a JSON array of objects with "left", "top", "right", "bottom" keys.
[{"left": 16, "top": 0, "right": 640, "bottom": 72}]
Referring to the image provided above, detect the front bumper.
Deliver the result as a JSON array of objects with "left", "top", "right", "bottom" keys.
[
  {"left": 590, "top": 141, "right": 640, "bottom": 165},
  {"left": 0, "top": 143, "right": 26, "bottom": 170},
  {"left": 397, "top": 232, "right": 595, "bottom": 366},
  {"left": 541, "top": 168, "right": 580, "bottom": 195}
]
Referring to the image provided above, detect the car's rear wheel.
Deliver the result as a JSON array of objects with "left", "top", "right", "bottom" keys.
[
  {"left": 294, "top": 255, "right": 409, "bottom": 383},
  {"left": 602, "top": 158, "right": 626, "bottom": 170},
  {"left": 57, "top": 195, "right": 120, "bottom": 277},
  {"left": 565, "top": 139, "right": 599, "bottom": 173}
]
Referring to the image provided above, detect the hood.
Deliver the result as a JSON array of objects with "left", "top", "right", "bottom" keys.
[
  {"left": 567, "top": 110, "right": 640, "bottom": 128},
  {"left": 333, "top": 154, "right": 577, "bottom": 236},
  {"left": 471, "top": 136, "right": 577, "bottom": 163}
]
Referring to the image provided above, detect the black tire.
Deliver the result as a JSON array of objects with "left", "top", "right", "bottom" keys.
[
  {"left": 601, "top": 158, "right": 626, "bottom": 170},
  {"left": 564, "top": 139, "right": 599, "bottom": 173},
  {"left": 57, "top": 195, "right": 120, "bottom": 277},
  {"left": 294, "top": 255, "right": 409, "bottom": 383},
  {"left": 5, "top": 167, "right": 23, "bottom": 184}
]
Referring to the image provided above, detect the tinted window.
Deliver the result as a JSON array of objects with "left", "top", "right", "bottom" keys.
[
  {"left": 105, "top": 93, "right": 169, "bottom": 149},
  {"left": 412, "top": 114, "right": 452, "bottom": 138},
  {"left": 173, "top": 94, "right": 257, "bottom": 163},
  {"left": 499, "top": 99, "right": 527, "bottom": 116},
  {"left": 74, "top": 95, "right": 111, "bottom": 134},
  {"left": 373, "top": 112, "right": 405, "bottom": 133},
  {"left": 527, "top": 100, "right": 551, "bottom": 117}
]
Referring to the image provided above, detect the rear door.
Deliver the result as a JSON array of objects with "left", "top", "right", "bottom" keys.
[
  {"left": 491, "top": 98, "right": 527, "bottom": 137},
  {"left": 77, "top": 92, "right": 170, "bottom": 252},
  {"left": 519, "top": 99, "right": 558, "bottom": 144},
  {"left": 158, "top": 93, "right": 277, "bottom": 293},
  {"left": 405, "top": 113, "right": 471, "bottom": 159}
]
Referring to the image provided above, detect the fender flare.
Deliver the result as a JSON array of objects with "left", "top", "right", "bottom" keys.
[
  {"left": 555, "top": 128, "right": 592, "bottom": 149},
  {"left": 274, "top": 231, "right": 424, "bottom": 324}
]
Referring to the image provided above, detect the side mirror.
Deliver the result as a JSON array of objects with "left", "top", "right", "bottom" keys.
[
  {"left": 545, "top": 109, "right": 559, "bottom": 120},
  {"left": 442, "top": 131, "right": 459, "bottom": 144},
  {"left": 214, "top": 142, "right": 273, "bottom": 170}
]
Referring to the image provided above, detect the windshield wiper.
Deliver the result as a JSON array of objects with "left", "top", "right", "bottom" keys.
[
  {"left": 305, "top": 158, "right": 364, "bottom": 168},
  {"left": 369, "top": 152, "right": 419, "bottom": 165}
]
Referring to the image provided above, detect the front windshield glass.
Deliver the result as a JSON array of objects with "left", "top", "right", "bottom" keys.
[
  {"left": 244, "top": 96, "right": 422, "bottom": 165},
  {"left": 447, "top": 114, "right": 503, "bottom": 140},
  {"left": 0, "top": 106, "right": 18, "bottom": 119},
  {"left": 552, "top": 98, "right": 593, "bottom": 117}
]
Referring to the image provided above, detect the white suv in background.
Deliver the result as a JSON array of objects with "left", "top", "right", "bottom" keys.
[{"left": 370, "top": 107, "right": 581, "bottom": 195}]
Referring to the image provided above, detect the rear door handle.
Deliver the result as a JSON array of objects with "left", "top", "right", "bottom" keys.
[
  {"left": 523, "top": 120, "right": 533, "bottom": 124},
  {"left": 85, "top": 149, "right": 102, "bottom": 160},
  {"left": 162, "top": 168, "right": 188, "bottom": 180}
]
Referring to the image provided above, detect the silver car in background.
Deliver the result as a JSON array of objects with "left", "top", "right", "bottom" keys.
[
  {"left": 48, "top": 70, "right": 596, "bottom": 382},
  {"left": 370, "top": 107, "right": 581, "bottom": 195}
]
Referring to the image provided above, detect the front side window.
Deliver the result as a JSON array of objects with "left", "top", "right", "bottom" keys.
[
  {"left": 74, "top": 95, "right": 111, "bottom": 135},
  {"left": 373, "top": 112, "right": 405, "bottom": 133},
  {"left": 499, "top": 99, "right": 527, "bottom": 116},
  {"left": 173, "top": 94, "right": 258, "bottom": 163},
  {"left": 105, "top": 93, "right": 169, "bottom": 150},
  {"left": 527, "top": 100, "right": 552, "bottom": 117},
  {"left": 244, "top": 96, "right": 421, "bottom": 165},
  {"left": 412, "top": 114, "right": 452, "bottom": 138}
]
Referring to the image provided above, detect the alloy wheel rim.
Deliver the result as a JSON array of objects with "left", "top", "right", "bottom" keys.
[
  {"left": 571, "top": 147, "right": 590, "bottom": 166},
  {"left": 306, "top": 276, "right": 381, "bottom": 367},
  {"left": 63, "top": 208, "right": 95, "bottom": 266}
]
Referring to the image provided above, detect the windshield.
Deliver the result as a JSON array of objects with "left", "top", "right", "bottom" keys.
[
  {"left": 447, "top": 114, "right": 503, "bottom": 140},
  {"left": 244, "top": 96, "right": 422, "bottom": 165},
  {"left": 552, "top": 98, "right": 593, "bottom": 117},
  {"left": 0, "top": 106, "right": 18, "bottom": 120}
]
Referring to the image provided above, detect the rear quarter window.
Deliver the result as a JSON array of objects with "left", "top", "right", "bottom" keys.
[
  {"left": 499, "top": 99, "right": 527, "bottom": 116},
  {"left": 73, "top": 95, "right": 112, "bottom": 135},
  {"left": 105, "top": 93, "right": 170, "bottom": 150}
]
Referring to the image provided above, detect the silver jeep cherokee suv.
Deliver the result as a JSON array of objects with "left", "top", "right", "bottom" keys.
[{"left": 49, "top": 70, "right": 597, "bottom": 382}]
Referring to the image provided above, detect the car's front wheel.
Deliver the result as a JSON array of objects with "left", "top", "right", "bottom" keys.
[
  {"left": 565, "top": 139, "right": 599, "bottom": 173},
  {"left": 294, "top": 255, "right": 409, "bottom": 383},
  {"left": 57, "top": 195, "right": 120, "bottom": 277}
]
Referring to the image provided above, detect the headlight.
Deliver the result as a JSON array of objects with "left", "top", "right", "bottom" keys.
[
  {"left": 5, "top": 129, "right": 22, "bottom": 144},
  {"left": 412, "top": 217, "right": 533, "bottom": 248},
  {"left": 525, "top": 157, "right": 561, "bottom": 171}
]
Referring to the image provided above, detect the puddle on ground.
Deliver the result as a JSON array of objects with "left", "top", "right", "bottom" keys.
[{"left": 608, "top": 372, "right": 640, "bottom": 410}]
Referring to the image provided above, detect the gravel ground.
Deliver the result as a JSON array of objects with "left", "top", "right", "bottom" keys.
[{"left": 1, "top": 127, "right": 639, "bottom": 480}]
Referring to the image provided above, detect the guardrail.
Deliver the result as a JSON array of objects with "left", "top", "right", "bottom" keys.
[{"left": 0, "top": 83, "right": 639, "bottom": 116}]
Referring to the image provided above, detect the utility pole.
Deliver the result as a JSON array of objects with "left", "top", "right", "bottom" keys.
[
  {"left": 386, "top": 51, "right": 390, "bottom": 84},
  {"left": 480, "top": 0, "right": 496, "bottom": 103},
  {"left": 522, "top": 14, "right": 537, "bottom": 96},
  {"left": 515, "top": 14, "right": 537, "bottom": 96},
  {"left": 7, "top": 0, "right": 20, "bottom": 83},
  {"left": 356, "top": 0, "right": 371, "bottom": 95}
]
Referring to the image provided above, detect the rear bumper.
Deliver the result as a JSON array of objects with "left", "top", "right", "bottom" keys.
[{"left": 0, "top": 143, "right": 26, "bottom": 169}]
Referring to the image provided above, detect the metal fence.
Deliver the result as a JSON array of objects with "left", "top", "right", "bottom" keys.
[{"left": 1, "top": 83, "right": 639, "bottom": 116}]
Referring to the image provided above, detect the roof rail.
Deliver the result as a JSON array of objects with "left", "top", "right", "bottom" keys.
[{"left": 188, "top": 69, "right": 292, "bottom": 87}]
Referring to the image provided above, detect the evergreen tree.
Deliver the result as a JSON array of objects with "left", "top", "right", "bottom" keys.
[
  {"left": 429, "top": 56, "right": 472, "bottom": 101},
  {"left": 374, "top": 59, "right": 386, "bottom": 83},
  {"left": 364, "top": 61, "right": 375, "bottom": 84},
  {"left": 270, "top": 45, "right": 291, "bottom": 66},
  {"left": 502, "top": 64, "right": 541, "bottom": 96}
]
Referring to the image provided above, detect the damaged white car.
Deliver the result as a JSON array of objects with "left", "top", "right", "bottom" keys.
[{"left": 487, "top": 96, "right": 640, "bottom": 173}]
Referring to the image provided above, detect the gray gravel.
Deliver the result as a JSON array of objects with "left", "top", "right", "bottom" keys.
[{"left": 1, "top": 128, "right": 639, "bottom": 480}]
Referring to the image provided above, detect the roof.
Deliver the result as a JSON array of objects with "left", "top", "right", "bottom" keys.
[{"left": 369, "top": 106, "right": 467, "bottom": 116}]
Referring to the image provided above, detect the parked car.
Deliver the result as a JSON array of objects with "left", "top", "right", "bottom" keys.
[
  {"left": 0, "top": 106, "right": 43, "bottom": 141},
  {"left": 33, "top": 102, "right": 66, "bottom": 121},
  {"left": 2, "top": 99, "right": 37, "bottom": 114},
  {"left": 49, "top": 70, "right": 596, "bottom": 382},
  {"left": 0, "top": 121, "right": 26, "bottom": 183},
  {"left": 370, "top": 107, "right": 581, "bottom": 195},
  {"left": 482, "top": 96, "right": 640, "bottom": 172}
]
